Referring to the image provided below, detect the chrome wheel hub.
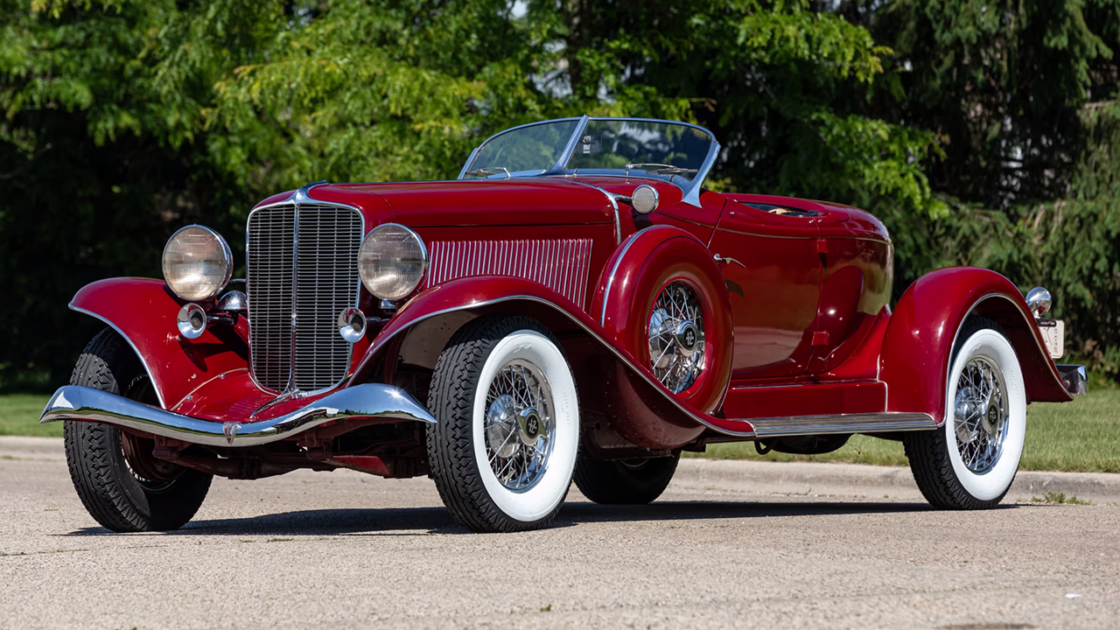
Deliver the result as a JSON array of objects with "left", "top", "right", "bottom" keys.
[
  {"left": 953, "top": 357, "right": 1009, "bottom": 474},
  {"left": 649, "top": 282, "right": 705, "bottom": 393},
  {"left": 483, "top": 360, "right": 555, "bottom": 491}
]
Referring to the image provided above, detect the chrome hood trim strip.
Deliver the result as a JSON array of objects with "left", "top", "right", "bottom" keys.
[{"left": 40, "top": 384, "right": 436, "bottom": 448}]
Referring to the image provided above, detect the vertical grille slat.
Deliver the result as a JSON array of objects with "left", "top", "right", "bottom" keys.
[
  {"left": 423, "top": 239, "right": 593, "bottom": 309},
  {"left": 247, "top": 203, "right": 362, "bottom": 393}
]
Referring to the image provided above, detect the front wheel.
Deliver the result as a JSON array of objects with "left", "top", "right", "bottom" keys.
[
  {"left": 904, "top": 317, "right": 1027, "bottom": 509},
  {"left": 65, "top": 329, "right": 212, "bottom": 532},
  {"left": 426, "top": 315, "right": 580, "bottom": 532}
]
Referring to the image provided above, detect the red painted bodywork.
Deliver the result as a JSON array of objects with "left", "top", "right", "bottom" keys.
[
  {"left": 68, "top": 175, "right": 1072, "bottom": 455},
  {"left": 70, "top": 279, "right": 250, "bottom": 410},
  {"left": 880, "top": 267, "right": 1072, "bottom": 424}
]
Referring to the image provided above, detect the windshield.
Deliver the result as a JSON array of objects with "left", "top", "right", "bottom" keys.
[
  {"left": 464, "top": 120, "right": 579, "bottom": 178},
  {"left": 460, "top": 117, "right": 718, "bottom": 201},
  {"left": 565, "top": 120, "right": 712, "bottom": 183}
]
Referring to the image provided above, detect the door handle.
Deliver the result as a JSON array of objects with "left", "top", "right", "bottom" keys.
[{"left": 714, "top": 254, "right": 746, "bottom": 268}]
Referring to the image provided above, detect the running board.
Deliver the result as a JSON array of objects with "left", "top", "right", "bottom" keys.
[{"left": 741, "top": 413, "right": 937, "bottom": 439}]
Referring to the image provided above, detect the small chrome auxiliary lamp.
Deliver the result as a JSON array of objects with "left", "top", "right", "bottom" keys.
[{"left": 1026, "top": 286, "right": 1087, "bottom": 396}]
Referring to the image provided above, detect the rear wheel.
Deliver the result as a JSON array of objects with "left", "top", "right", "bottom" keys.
[
  {"left": 64, "top": 329, "right": 212, "bottom": 532},
  {"left": 426, "top": 315, "right": 580, "bottom": 532},
  {"left": 574, "top": 452, "right": 680, "bottom": 504},
  {"left": 904, "top": 317, "right": 1026, "bottom": 509}
]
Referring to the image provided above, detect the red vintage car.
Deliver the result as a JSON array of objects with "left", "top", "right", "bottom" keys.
[{"left": 43, "top": 117, "right": 1086, "bottom": 533}]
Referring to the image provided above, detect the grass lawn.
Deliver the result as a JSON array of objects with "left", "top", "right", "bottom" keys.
[
  {"left": 2, "top": 389, "right": 1117, "bottom": 472},
  {"left": 0, "top": 394, "right": 62, "bottom": 438}
]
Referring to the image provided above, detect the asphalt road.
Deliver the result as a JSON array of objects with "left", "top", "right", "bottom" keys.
[{"left": 2, "top": 439, "right": 1118, "bottom": 629}]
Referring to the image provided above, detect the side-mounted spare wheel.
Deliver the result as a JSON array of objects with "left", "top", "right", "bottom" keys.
[
  {"left": 426, "top": 315, "right": 580, "bottom": 532},
  {"left": 64, "top": 329, "right": 212, "bottom": 532},
  {"left": 904, "top": 316, "right": 1027, "bottom": 509}
]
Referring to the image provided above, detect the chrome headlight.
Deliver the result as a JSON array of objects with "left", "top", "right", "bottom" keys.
[
  {"left": 162, "top": 225, "right": 233, "bottom": 302},
  {"left": 357, "top": 224, "right": 427, "bottom": 301}
]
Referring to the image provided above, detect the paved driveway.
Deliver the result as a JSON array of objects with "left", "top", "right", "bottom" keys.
[{"left": 1, "top": 439, "right": 1117, "bottom": 629}]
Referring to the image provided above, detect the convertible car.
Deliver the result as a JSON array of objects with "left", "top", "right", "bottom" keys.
[{"left": 43, "top": 116, "right": 1087, "bottom": 533}]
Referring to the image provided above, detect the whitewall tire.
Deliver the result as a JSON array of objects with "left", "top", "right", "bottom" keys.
[
  {"left": 905, "top": 317, "right": 1027, "bottom": 509},
  {"left": 427, "top": 315, "right": 579, "bottom": 532}
]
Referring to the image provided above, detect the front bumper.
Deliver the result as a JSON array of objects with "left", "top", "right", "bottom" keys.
[
  {"left": 40, "top": 384, "right": 437, "bottom": 448},
  {"left": 1056, "top": 364, "right": 1089, "bottom": 395}
]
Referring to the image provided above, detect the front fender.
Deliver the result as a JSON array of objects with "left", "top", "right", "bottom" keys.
[
  {"left": 348, "top": 276, "right": 755, "bottom": 444},
  {"left": 351, "top": 277, "right": 645, "bottom": 383},
  {"left": 880, "top": 267, "right": 1071, "bottom": 424},
  {"left": 69, "top": 278, "right": 249, "bottom": 410}
]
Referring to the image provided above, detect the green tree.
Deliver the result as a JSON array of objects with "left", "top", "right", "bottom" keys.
[{"left": 3, "top": 0, "right": 1118, "bottom": 387}]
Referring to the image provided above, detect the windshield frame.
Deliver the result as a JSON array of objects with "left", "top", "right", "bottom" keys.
[{"left": 458, "top": 115, "right": 721, "bottom": 207}]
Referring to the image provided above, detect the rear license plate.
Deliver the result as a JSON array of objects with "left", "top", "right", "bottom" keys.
[{"left": 1038, "top": 319, "right": 1065, "bottom": 359}]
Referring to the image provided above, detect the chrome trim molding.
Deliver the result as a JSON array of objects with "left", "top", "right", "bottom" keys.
[
  {"left": 69, "top": 305, "right": 169, "bottom": 409},
  {"left": 748, "top": 413, "right": 936, "bottom": 439},
  {"left": 40, "top": 384, "right": 436, "bottom": 448},
  {"left": 1056, "top": 364, "right": 1089, "bottom": 395},
  {"left": 457, "top": 147, "right": 481, "bottom": 180},
  {"left": 598, "top": 225, "right": 681, "bottom": 326},
  {"left": 600, "top": 231, "right": 642, "bottom": 325}
]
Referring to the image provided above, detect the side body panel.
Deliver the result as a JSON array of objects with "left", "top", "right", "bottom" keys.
[
  {"left": 808, "top": 206, "right": 894, "bottom": 374},
  {"left": 710, "top": 198, "right": 822, "bottom": 379}
]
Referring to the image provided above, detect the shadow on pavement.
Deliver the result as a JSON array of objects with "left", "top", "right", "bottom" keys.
[{"left": 62, "top": 499, "right": 987, "bottom": 537}]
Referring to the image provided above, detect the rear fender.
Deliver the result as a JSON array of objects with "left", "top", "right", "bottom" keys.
[
  {"left": 69, "top": 278, "right": 249, "bottom": 410},
  {"left": 348, "top": 276, "right": 753, "bottom": 449},
  {"left": 880, "top": 267, "right": 1070, "bottom": 424}
]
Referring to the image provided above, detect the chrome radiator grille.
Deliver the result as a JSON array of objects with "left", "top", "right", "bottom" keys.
[
  {"left": 247, "top": 203, "right": 363, "bottom": 393},
  {"left": 424, "top": 239, "right": 593, "bottom": 309}
]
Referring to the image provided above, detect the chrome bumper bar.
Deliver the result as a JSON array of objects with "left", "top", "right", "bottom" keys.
[
  {"left": 1056, "top": 364, "right": 1089, "bottom": 395},
  {"left": 40, "top": 384, "right": 437, "bottom": 448}
]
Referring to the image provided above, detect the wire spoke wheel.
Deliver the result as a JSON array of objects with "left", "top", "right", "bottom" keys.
[
  {"left": 483, "top": 359, "right": 555, "bottom": 491},
  {"left": 952, "top": 357, "right": 1009, "bottom": 474},
  {"left": 648, "top": 282, "right": 705, "bottom": 393}
]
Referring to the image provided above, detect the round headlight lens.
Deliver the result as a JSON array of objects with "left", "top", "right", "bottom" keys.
[
  {"left": 358, "top": 224, "right": 427, "bottom": 301},
  {"left": 162, "top": 226, "right": 233, "bottom": 302}
]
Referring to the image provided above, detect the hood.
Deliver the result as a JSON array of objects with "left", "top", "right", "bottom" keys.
[{"left": 303, "top": 179, "right": 617, "bottom": 229}]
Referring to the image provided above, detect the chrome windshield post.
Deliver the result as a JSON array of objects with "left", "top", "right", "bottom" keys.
[{"left": 549, "top": 114, "right": 591, "bottom": 174}]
